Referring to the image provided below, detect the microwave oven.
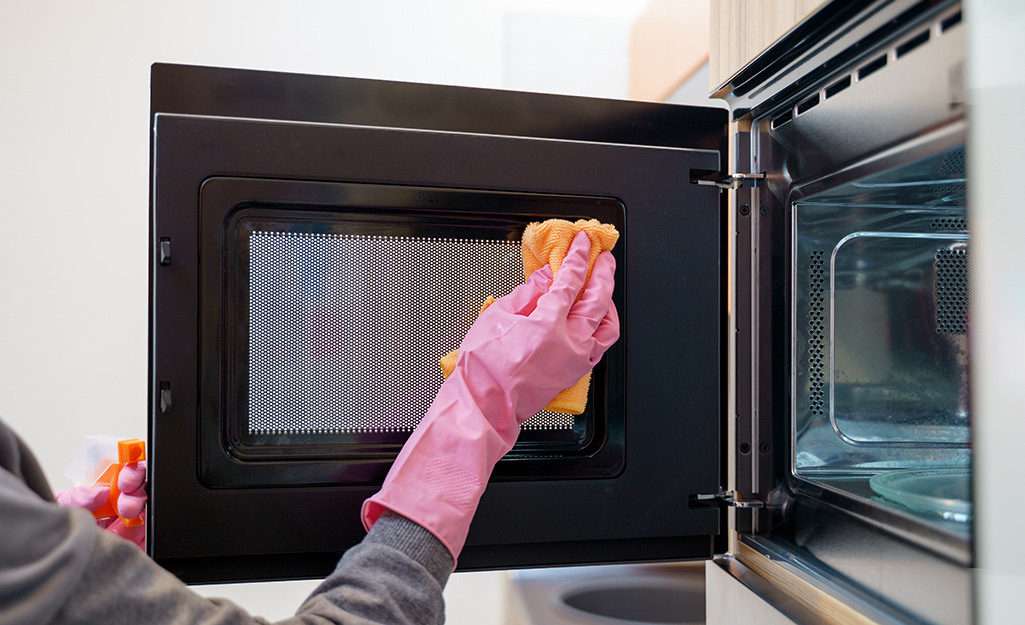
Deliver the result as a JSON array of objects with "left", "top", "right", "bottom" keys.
[{"left": 149, "top": 1, "right": 972, "bottom": 621}]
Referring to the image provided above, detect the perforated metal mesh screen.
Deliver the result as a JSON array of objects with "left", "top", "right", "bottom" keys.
[
  {"left": 807, "top": 250, "right": 827, "bottom": 416},
  {"left": 935, "top": 246, "right": 970, "bottom": 335},
  {"left": 246, "top": 231, "right": 575, "bottom": 435}
]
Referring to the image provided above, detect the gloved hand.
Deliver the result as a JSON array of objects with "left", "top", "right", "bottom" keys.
[
  {"left": 54, "top": 460, "right": 147, "bottom": 548},
  {"left": 362, "top": 231, "right": 619, "bottom": 563},
  {"left": 115, "top": 460, "right": 147, "bottom": 519}
]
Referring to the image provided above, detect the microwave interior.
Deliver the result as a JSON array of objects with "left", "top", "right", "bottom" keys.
[
  {"left": 728, "top": 2, "right": 972, "bottom": 621},
  {"left": 762, "top": 0, "right": 972, "bottom": 548},
  {"left": 748, "top": 133, "right": 975, "bottom": 625},
  {"left": 790, "top": 143, "right": 971, "bottom": 544}
]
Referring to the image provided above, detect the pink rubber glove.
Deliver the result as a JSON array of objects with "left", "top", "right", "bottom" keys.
[
  {"left": 54, "top": 485, "right": 109, "bottom": 511},
  {"left": 362, "top": 231, "right": 619, "bottom": 563},
  {"left": 54, "top": 460, "right": 147, "bottom": 548},
  {"left": 104, "top": 517, "right": 146, "bottom": 548}
]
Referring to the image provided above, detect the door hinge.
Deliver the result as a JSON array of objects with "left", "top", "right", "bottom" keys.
[
  {"left": 694, "top": 172, "right": 765, "bottom": 190},
  {"left": 694, "top": 489, "right": 765, "bottom": 509}
]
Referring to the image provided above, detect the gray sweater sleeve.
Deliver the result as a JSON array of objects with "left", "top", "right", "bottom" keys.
[{"left": 0, "top": 419, "right": 454, "bottom": 625}]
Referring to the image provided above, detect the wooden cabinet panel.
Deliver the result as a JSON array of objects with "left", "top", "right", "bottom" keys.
[{"left": 709, "top": 0, "right": 830, "bottom": 91}]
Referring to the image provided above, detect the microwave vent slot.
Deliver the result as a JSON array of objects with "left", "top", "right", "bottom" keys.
[
  {"left": 824, "top": 75, "right": 852, "bottom": 100},
  {"left": 941, "top": 11, "right": 962, "bottom": 33},
  {"left": 797, "top": 93, "right": 820, "bottom": 115},
  {"left": 935, "top": 247, "right": 970, "bottom": 335},
  {"left": 895, "top": 30, "right": 931, "bottom": 59},
  {"left": 771, "top": 110, "right": 793, "bottom": 129},
  {"left": 807, "top": 250, "right": 827, "bottom": 416},
  {"left": 857, "top": 54, "right": 888, "bottom": 81}
]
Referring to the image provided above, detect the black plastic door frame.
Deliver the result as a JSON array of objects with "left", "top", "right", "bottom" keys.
[{"left": 149, "top": 64, "right": 729, "bottom": 582}]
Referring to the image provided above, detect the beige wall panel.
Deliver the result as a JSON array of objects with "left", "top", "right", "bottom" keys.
[
  {"left": 709, "top": 0, "right": 830, "bottom": 91},
  {"left": 631, "top": 0, "right": 711, "bottom": 102}
]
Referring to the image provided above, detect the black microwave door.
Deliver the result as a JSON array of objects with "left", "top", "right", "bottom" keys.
[{"left": 149, "top": 64, "right": 727, "bottom": 582}]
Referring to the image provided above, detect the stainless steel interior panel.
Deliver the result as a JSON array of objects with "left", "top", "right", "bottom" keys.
[
  {"left": 786, "top": 143, "right": 973, "bottom": 548},
  {"left": 754, "top": 2, "right": 966, "bottom": 207},
  {"left": 739, "top": 0, "right": 970, "bottom": 509},
  {"left": 760, "top": 133, "right": 973, "bottom": 624},
  {"left": 794, "top": 200, "right": 971, "bottom": 468},
  {"left": 717, "top": 0, "right": 964, "bottom": 125}
]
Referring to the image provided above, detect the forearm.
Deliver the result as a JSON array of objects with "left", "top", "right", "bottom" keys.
[
  {"left": 295, "top": 512, "right": 452, "bottom": 624},
  {"left": 2, "top": 417, "right": 451, "bottom": 625},
  {"left": 47, "top": 511, "right": 450, "bottom": 625}
]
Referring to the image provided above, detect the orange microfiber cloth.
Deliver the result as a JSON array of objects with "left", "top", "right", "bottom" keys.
[{"left": 440, "top": 218, "right": 619, "bottom": 415}]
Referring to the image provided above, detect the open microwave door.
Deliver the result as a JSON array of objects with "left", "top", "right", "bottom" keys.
[{"left": 149, "top": 64, "right": 728, "bottom": 583}]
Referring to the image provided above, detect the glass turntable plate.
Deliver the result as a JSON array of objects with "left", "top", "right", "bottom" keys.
[{"left": 869, "top": 468, "right": 971, "bottom": 521}]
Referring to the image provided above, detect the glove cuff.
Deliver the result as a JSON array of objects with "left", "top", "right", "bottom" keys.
[{"left": 362, "top": 377, "right": 519, "bottom": 565}]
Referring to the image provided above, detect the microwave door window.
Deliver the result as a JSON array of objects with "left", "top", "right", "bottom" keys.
[
  {"left": 237, "top": 222, "right": 577, "bottom": 447},
  {"left": 201, "top": 180, "right": 625, "bottom": 485}
]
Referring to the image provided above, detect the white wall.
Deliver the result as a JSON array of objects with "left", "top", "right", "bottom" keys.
[
  {"left": 0, "top": 0, "right": 648, "bottom": 492},
  {"left": 0, "top": 1, "right": 648, "bottom": 622},
  {"left": 967, "top": 2, "right": 1025, "bottom": 624}
]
